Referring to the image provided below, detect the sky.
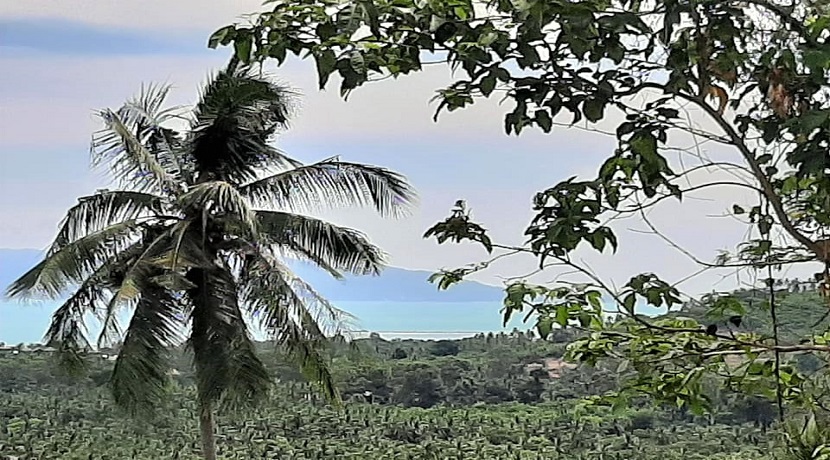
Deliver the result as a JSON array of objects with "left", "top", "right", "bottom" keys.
[{"left": 0, "top": 1, "right": 820, "bottom": 301}]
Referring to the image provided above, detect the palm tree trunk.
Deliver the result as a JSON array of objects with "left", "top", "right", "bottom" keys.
[{"left": 198, "top": 399, "right": 218, "bottom": 460}]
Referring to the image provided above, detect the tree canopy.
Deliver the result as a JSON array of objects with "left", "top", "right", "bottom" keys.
[{"left": 214, "top": 0, "right": 830, "bottom": 419}]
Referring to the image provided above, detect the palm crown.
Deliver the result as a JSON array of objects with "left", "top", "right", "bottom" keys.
[{"left": 5, "top": 63, "right": 416, "bottom": 416}]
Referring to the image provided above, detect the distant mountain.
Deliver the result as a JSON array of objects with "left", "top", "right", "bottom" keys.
[
  {"left": 0, "top": 248, "right": 511, "bottom": 344},
  {"left": 0, "top": 248, "right": 503, "bottom": 302}
]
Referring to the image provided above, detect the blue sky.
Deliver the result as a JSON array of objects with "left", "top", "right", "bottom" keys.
[
  {"left": 0, "top": 18, "right": 205, "bottom": 56},
  {"left": 0, "top": 3, "right": 808, "bottom": 298}
]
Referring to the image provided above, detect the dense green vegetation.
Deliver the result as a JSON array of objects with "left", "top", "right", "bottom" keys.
[
  {"left": 215, "top": 0, "right": 830, "bottom": 440},
  {"left": 3, "top": 310, "right": 820, "bottom": 459}
]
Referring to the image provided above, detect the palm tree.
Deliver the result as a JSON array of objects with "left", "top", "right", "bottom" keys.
[{"left": 5, "top": 62, "right": 416, "bottom": 460}]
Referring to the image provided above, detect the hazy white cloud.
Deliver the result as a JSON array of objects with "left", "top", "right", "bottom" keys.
[
  {"left": 0, "top": 1, "right": 266, "bottom": 34},
  {"left": 0, "top": 53, "right": 572, "bottom": 150}
]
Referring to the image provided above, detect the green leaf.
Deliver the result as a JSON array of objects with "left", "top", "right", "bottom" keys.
[
  {"left": 588, "top": 230, "right": 606, "bottom": 251},
  {"left": 586, "top": 290, "right": 602, "bottom": 310},
  {"left": 756, "top": 154, "right": 773, "bottom": 164},
  {"left": 622, "top": 293, "right": 636, "bottom": 314},
  {"left": 316, "top": 22, "right": 338, "bottom": 41},
  {"left": 434, "top": 22, "right": 458, "bottom": 44},
  {"left": 234, "top": 34, "right": 253, "bottom": 63},
  {"left": 480, "top": 73, "right": 497, "bottom": 96},
  {"left": 536, "top": 316, "right": 553, "bottom": 339},
  {"left": 208, "top": 26, "right": 236, "bottom": 49},
  {"left": 758, "top": 218, "right": 772, "bottom": 235},
  {"left": 583, "top": 98, "right": 606, "bottom": 122},
  {"left": 536, "top": 110, "right": 553, "bottom": 132},
  {"left": 314, "top": 50, "right": 337, "bottom": 89},
  {"left": 732, "top": 204, "right": 745, "bottom": 214},
  {"left": 555, "top": 305, "right": 570, "bottom": 327},
  {"left": 516, "top": 43, "right": 540, "bottom": 67}
]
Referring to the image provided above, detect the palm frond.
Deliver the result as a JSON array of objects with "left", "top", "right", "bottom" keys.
[
  {"left": 91, "top": 240, "right": 157, "bottom": 349},
  {"left": 103, "top": 220, "right": 212, "bottom": 309},
  {"left": 94, "top": 231, "right": 185, "bottom": 348},
  {"left": 240, "top": 159, "right": 417, "bottom": 217},
  {"left": 187, "top": 263, "right": 270, "bottom": 407},
  {"left": 110, "top": 284, "right": 184, "bottom": 417},
  {"left": 257, "top": 210, "right": 386, "bottom": 276},
  {"left": 189, "top": 66, "right": 301, "bottom": 183},
  {"left": 92, "top": 105, "right": 181, "bottom": 194},
  {"left": 6, "top": 221, "right": 143, "bottom": 300},
  {"left": 39, "top": 236, "right": 148, "bottom": 374},
  {"left": 50, "top": 190, "right": 166, "bottom": 254},
  {"left": 118, "top": 83, "right": 191, "bottom": 185},
  {"left": 96, "top": 294, "right": 131, "bottom": 351},
  {"left": 280, "top": 321, "right": 341, "bottom": 406},
  {"left": 120, "top": 83, "right": 184, "bottom": 128},
  {"left": 241, "top": 248, "right": 356, "bottom": 338},
  {"left": 239, "top": 248, "right": 353, "bottom": 404},
  {"left": 43, "top": 279, "right": 102, "bottom": 376},
  {"left": 220, "top": 323, "right": 272, "bottom": 410}
]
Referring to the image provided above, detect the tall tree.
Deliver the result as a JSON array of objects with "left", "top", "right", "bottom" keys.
[
  {"left": 215, "top": 0, "right": 830, "bottom": 418},
  {"left": 5, "top": 62, "right": 415, "bottom": 460}
]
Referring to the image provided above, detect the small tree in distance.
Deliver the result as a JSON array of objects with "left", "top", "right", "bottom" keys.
[{"left": 216, "top": 0, "right": 830, "bottom": 419}]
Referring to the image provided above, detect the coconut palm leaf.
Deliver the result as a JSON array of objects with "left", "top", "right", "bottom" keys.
[
  {"left": 189, "top": 66, "right": 301, "bottom": 183},
  {"left": 239, "top": 249, "right": 353, "bottom": 404},
  {"left": 41, "top": 235, "right": 150, "bottom": 373},
  {"left": 6, "top": 220, "right": 143, "bottom": 299},
  {"left": 50, "top": 190, "right": 166, "bottom": 253},
  {"left": 92, "top": 107, "right": 180, "bottom": 194},
  {"left": 96, "top": 293, "right": 134, "bottom": 351},
  {"left": 256, "top": 210, "right": 386, "bottom": 276},
  {"left": 95, "top": 229, "right": 193, "bottom": 347},
  {"left": 241, "top": 159, "right": 416, "bottom": 217},
  {"left": 119, "top": 83, "right": 185, "bottom": 128},
  {"left": 219, "top": 308, "right": 272, "bottom": 409},
  {"left": 241, "top": 248, "right": 355, "bottom": 338},
  {"left": 110, "top": 283, "right": 184, "bottom": 416},
  {"left": 43, "top": 278, "right": 101, "bottom": 375},
  {"left": 119, "top": 85, "right": 191, "bottom": 187}
]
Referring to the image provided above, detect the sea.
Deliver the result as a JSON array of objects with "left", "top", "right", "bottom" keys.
[{"left": 0, "top": 300, "right": 531, "bottom": 345}]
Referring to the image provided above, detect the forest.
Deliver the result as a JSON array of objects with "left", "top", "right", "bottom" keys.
[{"left": 1, "top": 287, "right": 826, "bottom": 459}]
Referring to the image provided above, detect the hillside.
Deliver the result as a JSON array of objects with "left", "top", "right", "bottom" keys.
[{"left": 672, "top": 288, "right": 830, "bottom": 341}]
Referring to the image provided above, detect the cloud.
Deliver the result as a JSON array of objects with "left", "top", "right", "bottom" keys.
[
  {"left": 0, "top": 1, "right": 266, "bottom": 34},
  {"left": 0, "top": 19, "right": 206, "bottom": 56},
  {"left": 0, "top": 50, "right": 609, "bottom": 156}
]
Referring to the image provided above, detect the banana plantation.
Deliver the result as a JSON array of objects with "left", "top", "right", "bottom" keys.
[{"left": 0, "top": 334, "right": 792, "bottom": 460}]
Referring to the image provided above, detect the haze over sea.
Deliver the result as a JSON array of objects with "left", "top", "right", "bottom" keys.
[
  {"left": 0, "top": 248, "right": 533, "bottom": 345},
  {"left": 0, "top": 300, "right": 528, "bottom": 345},
  {"left": 0, "top": 248, "right": 666, "bottom": 345}
]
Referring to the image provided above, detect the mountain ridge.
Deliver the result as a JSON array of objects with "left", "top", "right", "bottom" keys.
[
  {"left": 0, "top": 248, "right": 511, "bottom": 344},
  {"left": 0, "top": 248, "right": 503, "bottom": 302}
]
